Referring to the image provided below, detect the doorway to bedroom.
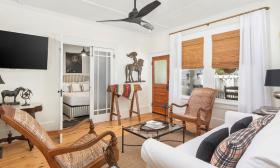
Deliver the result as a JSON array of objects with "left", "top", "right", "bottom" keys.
[
  {"left": 62, "top": 44, "right": 91, "bottom": 128},
  {"left": 61, "top": 42, "right": 114, "bottom": 128}
]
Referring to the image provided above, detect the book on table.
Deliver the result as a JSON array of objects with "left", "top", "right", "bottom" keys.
[{"left": 144, "top": 120, "right": 166, "bottom": 130}]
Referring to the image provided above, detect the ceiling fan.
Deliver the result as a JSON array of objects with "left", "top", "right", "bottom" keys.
[{"left": 97, "top": 0, "right": 161, "bottom": 31}]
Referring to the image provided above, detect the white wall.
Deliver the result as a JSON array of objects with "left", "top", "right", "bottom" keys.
[
  {"left": 0, "top": 1, "right": 152, "bottom": 137},
  {"left": 148, "top": 0, "right": 280, "bottom": 127}
]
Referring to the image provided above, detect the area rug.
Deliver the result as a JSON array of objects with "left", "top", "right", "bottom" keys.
[{"left": 113, "top": 130, "right": 195, "bottom": 168}]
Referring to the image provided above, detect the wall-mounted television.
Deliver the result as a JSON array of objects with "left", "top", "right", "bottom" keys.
[{"left": 0, "top": 30, "right": 48, "bottom": 70}]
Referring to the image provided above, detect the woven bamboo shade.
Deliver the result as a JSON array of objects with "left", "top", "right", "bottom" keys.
[
  {"left": 212, "top": 30, "right": 240, "bottom": 69},
  {"left": 182, "top": 37, "right": 204, "bottom": 69}
]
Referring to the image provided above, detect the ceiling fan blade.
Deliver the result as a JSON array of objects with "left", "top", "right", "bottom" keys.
[
  {"left": 137, "top": 0, "right": 161, "bottom": 18},
  {"left": 139, "top": 20, "right": 154, "bottom": 31},
  {"left": 97, "top": 18, "right": 128, "bottom": 22}
]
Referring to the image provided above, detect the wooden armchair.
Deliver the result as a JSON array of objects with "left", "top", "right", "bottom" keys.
[
  {"left": 0, "top": 106, "right": 119, "bottom": 168},
  {"left": 169, "top": 88, "right": 217, "bottom": 135}
]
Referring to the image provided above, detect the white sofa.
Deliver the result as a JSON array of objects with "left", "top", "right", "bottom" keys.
[{"left": 141, "top": 111, "right": 280, "bottom": 168}]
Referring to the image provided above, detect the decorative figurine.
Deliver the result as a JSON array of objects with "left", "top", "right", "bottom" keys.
[
  {"left": 1, "top": 87, "right": 25, "bottom": 105},
  {"left": 125, "top": 52, "right": 145, "bottom": 83},
  {"left": 20, "top": 88, "right": 33, "bottom": 106}
]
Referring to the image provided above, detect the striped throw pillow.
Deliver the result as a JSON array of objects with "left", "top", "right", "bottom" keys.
[
  {"left": 248, "top": 114, "right": 275, "bottom": 131},
  {"left": 210, "top": 114, "right": 275, "bottom": 168},
  {"left": 210, "top": 127, "right": 257, "bottom": 168}
]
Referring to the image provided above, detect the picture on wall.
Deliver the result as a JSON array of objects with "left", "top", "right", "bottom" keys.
[{"left": 66, "top": 52, "right": 82, "bottom": 73}]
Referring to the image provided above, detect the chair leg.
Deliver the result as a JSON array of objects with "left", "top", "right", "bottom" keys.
[
  {"left": 182, "top": 121, "right": 186, "bottom": 138},
  {"left": 169, "top": 116, "right": 173, "bottom": 125},
  {"left": 169, "top": 107, "right": 174, "bottom": 125},
  {"left": 196, "top": 125, "right": 201, "bottom": 136}
]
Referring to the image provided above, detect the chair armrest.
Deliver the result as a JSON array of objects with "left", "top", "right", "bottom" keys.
[
  {"left": 47, "top": 119, "right": 93, "bottom": 136},
  {"left": 197, "top": 107, "right": 212, "bottom": 123},
  {"left": 170, "top": 103, "right": 188, "bottom": 109},
  {"left": 141, "top": 139, "right": 216, "bottom": 168},
  {"left": 48, "top": 131, "right": 117, "bottom": 157}
]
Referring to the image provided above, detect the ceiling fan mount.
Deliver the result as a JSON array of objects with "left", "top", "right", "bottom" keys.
[{"left": 97, "top": 0, "right": 161, "bottom": 31}]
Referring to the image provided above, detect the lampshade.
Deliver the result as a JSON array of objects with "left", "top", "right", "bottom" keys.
[
  {"left": 0, "top": 75, "right": 5, "bottom": 84},
  {"left": 265, "top": 69, "right": 280, "bottom": 87}
]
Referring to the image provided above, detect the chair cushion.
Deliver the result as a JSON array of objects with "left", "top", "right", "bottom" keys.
[
  {"left": 55, "top": 133, "right": 108, "bottom": 168},
  {"left": 13, "top": 109, "right": 56, "bottom": 149},
  {"left": 196, "top": 128, "right": 229, "bottom": 163},
  {"left": 230, "top": 116, "right": 253, "bottom": 134},
  {"left": 210, "top": 127, "right": 257, "bottom": 168}
]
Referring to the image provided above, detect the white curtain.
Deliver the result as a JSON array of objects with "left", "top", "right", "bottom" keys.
[
  {"left": 238, "top": 9, "right": 271, "bottom": 113},
  {"left": 169, "top": 33, "right": 182, "bottom": 105}
]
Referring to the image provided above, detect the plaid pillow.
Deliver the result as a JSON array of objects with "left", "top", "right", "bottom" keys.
[
  {"left": 210, "top": 127, "right": 257, "bottom": 168},
  {"left": 248, "top": 114, "right": 275, "bottom": 131}
]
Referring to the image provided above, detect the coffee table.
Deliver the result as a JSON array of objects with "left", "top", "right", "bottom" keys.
[{"left": 121, "top": 121, "right": 185, "bottom": 153}]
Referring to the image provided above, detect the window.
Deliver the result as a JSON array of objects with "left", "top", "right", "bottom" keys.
[
  {"left": 212, "top": 30, "right": 240, "bottom": 100},
  {"left": 214, "top": 69, "right": 239, "bottom": 100},
  {"left": 181, "top": 38, "right": 204, "bottom": 96},
  {"left": 179, "top": 28, "right": 240, "bottom": 102},
  {"left": 182, "top": 69, "right": 203, "bottom": 96}
]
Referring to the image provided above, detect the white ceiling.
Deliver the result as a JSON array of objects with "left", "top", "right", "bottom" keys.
[{"left": 11, "top": 0, "right": 261, "bottom": 32}]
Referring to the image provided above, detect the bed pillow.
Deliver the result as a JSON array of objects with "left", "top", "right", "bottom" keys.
[
  {"left": 81, "top": 83, "right": 90, "bottom": 92},
  {"left": 63, "top": 83, "right": 71, "bottom": 92},
  {"left": 196, "top": 128, "right": 229, "bottom": 163},
  {"left": 230, "top": 116, "right": 253, "bottom": 134},
  {"left": 70, "top": 83, "right": 81, "bottom": 92}
]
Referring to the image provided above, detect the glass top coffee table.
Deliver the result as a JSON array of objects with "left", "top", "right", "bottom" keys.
[{"left": 121, "top": 120, "right": 185, "bottom": 153}]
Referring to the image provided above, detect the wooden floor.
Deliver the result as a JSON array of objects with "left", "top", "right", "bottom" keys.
[
  {"left": 0, "top": 113, "right": 196, "bottom": 168},
  {"left": 0, "top": 113, "right": 197, "bottom": 168}
]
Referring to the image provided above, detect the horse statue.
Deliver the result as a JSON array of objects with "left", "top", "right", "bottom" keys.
[
  {"left": 125, "top": 52, "right": 144, "bottom": 83},
  {"left": 1, "top": 87, "right": 26, "bottom": 105}
]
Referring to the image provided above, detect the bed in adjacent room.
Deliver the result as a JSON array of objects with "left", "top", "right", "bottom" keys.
[{"left": 63, "top": 74, "right": 90, "bottom": 119}]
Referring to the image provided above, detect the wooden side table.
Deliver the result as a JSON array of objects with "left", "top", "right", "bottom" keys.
[{"left": 0, "top": 103, "right": 42, "bottom": 151}]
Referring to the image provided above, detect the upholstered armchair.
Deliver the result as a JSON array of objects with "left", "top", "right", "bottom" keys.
[
  {"left": 0, "top": 106, "right": 119, "bottom": 168},
  {"left": 169, "top": 88, "right": 217, "bottom": 135}
]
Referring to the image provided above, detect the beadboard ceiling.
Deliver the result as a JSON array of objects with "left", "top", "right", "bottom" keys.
[{"left": 9, "top": 0, "right": 262, "bottom": 32}]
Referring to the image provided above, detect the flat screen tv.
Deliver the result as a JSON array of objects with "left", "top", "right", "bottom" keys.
[{"left": 0, "top": 30, "right": 48, "bottom": 70}]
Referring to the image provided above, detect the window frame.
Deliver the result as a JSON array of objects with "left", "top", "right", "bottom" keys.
[{"left": 179, "top": 22, "right": 240, "bottom": 105}]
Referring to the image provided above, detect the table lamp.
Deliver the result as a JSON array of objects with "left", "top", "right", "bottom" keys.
[{"left": 265, "top": 69, "right": 280, "bottom": 99}]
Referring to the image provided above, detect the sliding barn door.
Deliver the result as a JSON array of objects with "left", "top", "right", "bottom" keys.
[{"left": 90, "top": 47, "right": 113, "bottom": 123}]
